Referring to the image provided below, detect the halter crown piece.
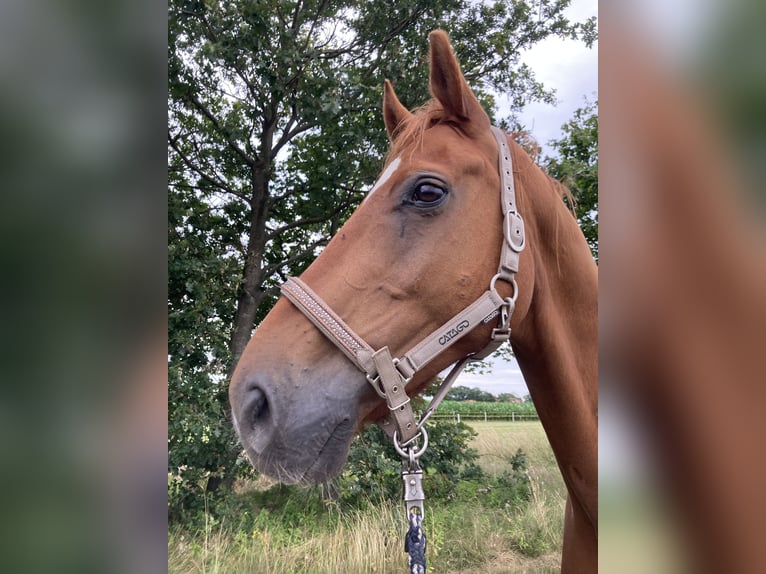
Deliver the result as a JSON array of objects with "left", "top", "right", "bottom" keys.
[{"left": 280, "top": 126, "right": 524, "bottom": 573}]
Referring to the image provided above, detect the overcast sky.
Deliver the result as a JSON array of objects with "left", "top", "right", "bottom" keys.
[
  {"left": 460, "top": 0, "right": 597, "bottom": 396},
  {"left": 515, "top": 0, "right": 598, "bottom": 158}
]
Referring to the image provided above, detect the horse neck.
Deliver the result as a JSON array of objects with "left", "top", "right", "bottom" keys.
[
  {"left": 516, "top": 212, "right": 598, "bottom": 417},
  {"left": 512, "top": 153, "right": 597, "bottom": 387},
  {"left": 510, "top": 153, "right": 598, "bottom": 522}
]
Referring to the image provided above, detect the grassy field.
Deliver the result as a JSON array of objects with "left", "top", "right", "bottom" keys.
[
  {"left": 463, "top": 422, "right": 565, "bottom": 573},
  {"left": 168, "top": 421, "right": 564, "bottom": 573}
]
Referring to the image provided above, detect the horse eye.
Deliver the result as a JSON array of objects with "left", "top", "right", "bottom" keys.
[{"left": 411, "top": 183, "right": 446, "bottom": 206}]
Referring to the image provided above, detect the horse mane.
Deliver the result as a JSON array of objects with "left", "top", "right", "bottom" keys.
[
  {"left": 509, "top": 131, "right": 577, "bottom": 216},
  {"left": 511, "top": 140, "right": 584, "bottom": 276}
]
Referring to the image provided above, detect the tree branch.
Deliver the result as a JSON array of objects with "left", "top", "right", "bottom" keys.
[
  {"left": 301, "top": 0, "right": 329, "bottom": 53},
  {"left": 265, "top": 201, "right": 351, "bottom": 240},
  {"left": 185, "top": 92, "right": 256, "bottom": 168},
  {"left": 168, "top": 132, "right": 250, "bottom": 202},
  {"left": 272, "top": 118, "right": 317, "bottom": 157},
  {"left": 263, "top": 237, "right": 329, "bottom": 277},
  {"left": 290, "top": 0, "right": 304, "bottom": 32}
]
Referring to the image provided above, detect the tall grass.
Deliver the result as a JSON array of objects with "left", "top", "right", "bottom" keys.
[
  {"left": 470, "top": 421, "right": 565, "bottom": 559},
  {"left": 168, "top": 422, "right": 564, "bottom": 573},
  {"left": 169, "top": 501, "right": 406, "bottom": 574}
]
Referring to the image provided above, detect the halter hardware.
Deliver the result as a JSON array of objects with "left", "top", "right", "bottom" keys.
[
  {"left": 366, "top": 358, "right": 412, "bottom": 401},
  {"left": 279, "top": 126, "right": 524, "bottom": 574}
]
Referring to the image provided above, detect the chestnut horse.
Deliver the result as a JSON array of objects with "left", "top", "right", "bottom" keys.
[{"left": 229, "top": 31, "right": 597, "bottom": 572}]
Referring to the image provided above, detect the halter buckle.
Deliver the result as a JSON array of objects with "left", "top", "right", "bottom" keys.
[
  {"left": 505, "top": 211, "right": 526, "bottom": 252},
  {"left": 491, "top": 325, "right": 511, "bottom": 344},
  {"left": 366, "top": 357, "right": 412, "bottom": 400},
  {"left": 490, "top": 296, "right": 515, "bottom": 344},
  {"left": 366, "top": 373, "right": 388, "bottom": 398}
]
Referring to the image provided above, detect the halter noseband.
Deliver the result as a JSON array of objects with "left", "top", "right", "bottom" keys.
[{"left": 280, "top": 126, "right": 525, "bottom": 448}]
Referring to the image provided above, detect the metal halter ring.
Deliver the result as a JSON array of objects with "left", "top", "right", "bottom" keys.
[
  {"left": 393, "top": 427, "right": 429, "bottom": 460},
  {"left": 489, "top": 274, "right": 519, "bottom": 305}
]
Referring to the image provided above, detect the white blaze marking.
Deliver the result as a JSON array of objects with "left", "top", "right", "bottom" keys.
[{"left": 364, "top": 157, "right": 401, "bottom": 202}]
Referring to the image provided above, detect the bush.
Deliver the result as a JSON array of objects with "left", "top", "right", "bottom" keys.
[
  {"left": 167, "top": 366, "right": 253, "bottom": 523},
  {"left": 170, "top": 418, "right": 534, "bottom": 542},
  {"left": 338, "top": 420, "right": 484, "bottom": 507}
]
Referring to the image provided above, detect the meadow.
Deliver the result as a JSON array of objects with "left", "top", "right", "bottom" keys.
[{"left": 168, "top": 421, "right": 564, "bottom": 573}]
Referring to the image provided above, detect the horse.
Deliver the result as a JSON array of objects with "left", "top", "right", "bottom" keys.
[{"left": 229, "top": 30, "right": 597, "bottom": 572}]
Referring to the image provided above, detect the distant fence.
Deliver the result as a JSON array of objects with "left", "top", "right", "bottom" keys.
[{"left": 429, "top": 412, "right": 540, "bottom": 422}]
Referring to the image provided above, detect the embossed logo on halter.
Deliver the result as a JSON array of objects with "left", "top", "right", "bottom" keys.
[{"left": 438, "top": 320, "right": 470, "bottom": 345}]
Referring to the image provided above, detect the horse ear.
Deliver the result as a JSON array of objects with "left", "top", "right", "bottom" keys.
[
  {"left": 428, "top": 30, "right": 490, "bottom": 131},
  {"left": 383, "top": 79, "right": 413, "bottom": 140}
]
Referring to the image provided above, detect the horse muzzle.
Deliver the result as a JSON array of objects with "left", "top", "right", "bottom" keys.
[{"left": 230, "top": 363, "right": 365, "bottom": 484}]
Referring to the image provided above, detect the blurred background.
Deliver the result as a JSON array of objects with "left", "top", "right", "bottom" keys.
[
  {"left": 600, "top": 0, "right": 766, "bottom": 572},
  {"left": 0, "top": 1, "right": 166, "bottom": 572}
]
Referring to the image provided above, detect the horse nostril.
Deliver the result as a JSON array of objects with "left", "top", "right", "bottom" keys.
[
  {"left": 247, "top": 387, "right": 269, "bottom": 428},
  {"left": 234, "top": 381, "right": 278, "bottom": 455}
]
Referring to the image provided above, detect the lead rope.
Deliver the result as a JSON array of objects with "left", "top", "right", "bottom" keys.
[{"left": 399, "top": 433, "right": 427, "bottom": 574}]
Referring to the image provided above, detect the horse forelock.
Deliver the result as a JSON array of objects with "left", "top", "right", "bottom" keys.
[{"left": 384, "top": 99, "right": 469, "bottom": 165}]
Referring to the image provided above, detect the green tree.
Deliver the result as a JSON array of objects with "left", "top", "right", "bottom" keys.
[
  {"left": 168, "top": 0, "right": 596, "bottom": 512},
  {"left": 446, "top": 385, "right": 471, "bottom": 401},
  {"left": 168, "top": 176, "right": 247, "bottom": 513},
  {"left": 446, "top": 385, "right": 496, "bottom": 402},
  {"left": 544, "top": 99, "right": 599, "bottom": 261}
]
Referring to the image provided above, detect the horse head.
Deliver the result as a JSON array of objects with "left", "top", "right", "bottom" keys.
[{"left": 229, "top": 31, "right": 530, "bottom": 483}]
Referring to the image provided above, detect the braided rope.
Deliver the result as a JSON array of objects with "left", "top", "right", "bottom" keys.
[{"left": 405, "top": 510, "right": 427, "bottom": 574}]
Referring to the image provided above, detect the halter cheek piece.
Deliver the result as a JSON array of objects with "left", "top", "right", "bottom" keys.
[{"left": 280, "top": 127, "right": 525, "bottom": 448}]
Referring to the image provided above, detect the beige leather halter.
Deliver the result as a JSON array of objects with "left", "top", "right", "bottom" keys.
[{"left": 281, "top": 126, "right": 525, "bottom": 450}]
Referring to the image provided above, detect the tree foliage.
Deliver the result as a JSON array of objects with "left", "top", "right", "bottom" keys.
[
  {"left": 168, "top": 0, "right": 597, "bottom": 513},
  {"left": 445, "top": 385, "right": 497, "bottom": 402},
  {"left": 545, "top": 99, "right": 599, "bottom": 261}
]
